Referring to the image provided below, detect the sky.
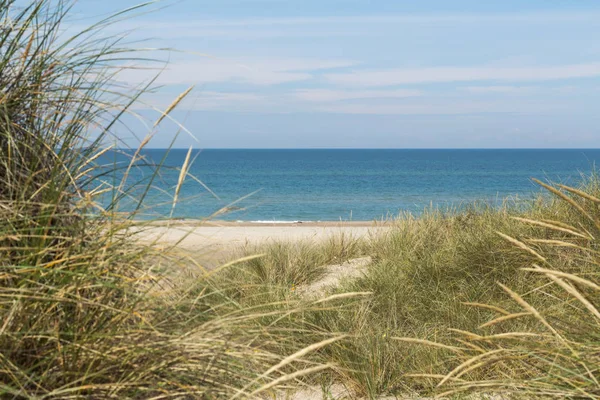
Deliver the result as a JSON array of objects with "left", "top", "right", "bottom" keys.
[{"left": 71, "top": 0, "right": 600, "bottom": 148}]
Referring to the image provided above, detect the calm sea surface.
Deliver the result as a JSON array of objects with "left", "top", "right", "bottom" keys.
[{"left": 100, "top": 149, "right": 600, "bottom": 221}]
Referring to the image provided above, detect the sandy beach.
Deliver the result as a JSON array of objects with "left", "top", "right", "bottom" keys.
[
  {"left": 134, "top": 220, "right": 389, "bottom": 268},
  {"left": 136, "top": 220, "right": 388, "bottom": 248}
]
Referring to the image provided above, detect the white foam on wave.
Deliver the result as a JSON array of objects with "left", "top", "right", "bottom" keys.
[{"left": 248, "top": 220, "right": 316, "bottom": 224}]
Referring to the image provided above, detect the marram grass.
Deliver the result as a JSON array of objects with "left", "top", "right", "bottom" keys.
[
  {"left": 0, "top": 1, "right": 338, "bottom": 398},
  {"left": 4, "top": 0, "right": 600, "bottom": 399},
  {"left": 431, "top": 179, "right": 600, "bottom": 399},
  {"left": 216, "top": 175, "right": 600, "bottom": 398}
]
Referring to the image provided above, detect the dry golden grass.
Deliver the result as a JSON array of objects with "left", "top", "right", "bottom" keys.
[
  {"left": 0, "top": 1, "right": 338, "bottom": 398},
  {"left": 4, "top": 1, "right": 600, "bottom": 398},
  {"left": 209, "top": 176, "right": 600, "bottom": 398}
]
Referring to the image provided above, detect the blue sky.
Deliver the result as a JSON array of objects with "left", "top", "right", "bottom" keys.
[{"left": 73, "top": 0, "right": 600, "bottom": 148}]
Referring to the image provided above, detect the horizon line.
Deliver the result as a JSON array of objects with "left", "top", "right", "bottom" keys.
[{"left": 110, "top": 147, "right": 600, "bottom": 151}]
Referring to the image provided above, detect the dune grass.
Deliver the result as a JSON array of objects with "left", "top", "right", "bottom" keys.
[
  {"left": 0, "top": 1, "right": 338, "bottom": 398},
  {"left": 432, "top": 180, "right": 600, "bottom": 399},
  {"left": 4, "top": 1, "right": 600, "bottom": 399},
  {"left": 206, "top": 176, "right": 600, "bottom": 398}
]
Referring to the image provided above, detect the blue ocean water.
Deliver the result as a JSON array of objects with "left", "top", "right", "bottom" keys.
[{"left": 100, "top": 149, "right": 600, "bottom": 221}]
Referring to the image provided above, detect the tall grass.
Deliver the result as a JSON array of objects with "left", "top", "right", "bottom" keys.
[
  {"left": 213, "top": 176, "right": 600, "bottom": 398},
  {"left": 0, "top": 1, "right": 336, "bottom": 398},
  {"left": 4, "top": 2, "right": 600, "bottom": 398},
  {"left": 431, "top": 179, "right": 600, "bottom": 399}
]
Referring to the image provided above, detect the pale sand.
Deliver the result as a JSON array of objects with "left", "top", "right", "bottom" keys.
[
  {"left": 297, "top": 256, "right": 372, "bottom": 298},
  {"left": 133, "top": 220, "right": 388, "bottom": 269}
]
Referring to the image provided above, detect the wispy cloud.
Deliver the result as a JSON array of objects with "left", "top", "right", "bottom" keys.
[
  {"left": 463, "top": 85, "right": 586, "bottom": 95},
  {"left": 186, "top": 91, "right": 265, "bottom": 110},
  {"left": 140, "top": 88, "right": 578, "bottom": 115},
  {"left": 325, "top": 63, "right": 600, "bottom": 87},
  {"left": 107, "top": 10, "right": 600, "bottom": 40},
  {"left": 119, "top": 57, "right": 356, "bottom": 86},
  {"left": 463, "top": 86, "right": 537, "bottom": 94},
  {"left": 319, "top": 100, "right": 571, "bottom": 115},
  {"left": 135, "top": 91, "right": 268, "bottom": 112},
  {"left": 293, "top": 89, "right": 422, "bottom": 102},
  {"left": 132, "top": 11, "right": 600, "bottom": 29}
]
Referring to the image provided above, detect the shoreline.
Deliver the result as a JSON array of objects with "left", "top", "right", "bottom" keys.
[{"left": 138, "top": 219, "right": 389, "bottom": 228}]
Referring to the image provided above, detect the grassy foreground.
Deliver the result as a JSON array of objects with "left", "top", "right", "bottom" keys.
[
  {"left": 205, "top": 176, "right": 600, "bottom": 398},
  {"left": 0, "top": 1, "right": 340, "bottom": 398},
  {"left": 2, "top": 0, "right": 600, "bottom": 399}
]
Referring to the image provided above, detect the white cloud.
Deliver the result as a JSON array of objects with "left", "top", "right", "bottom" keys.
[
  {"left": 103, "top": 10, "right": 600, "bottom": 41},
  {"left": 118, "top": 57, "right": 356, "bottom": 86},
  {"left": 140, "top": 89, "right": 576, "bottom": 115},
  {"left": 187, "top": 91, "right": 264, "bottom": 109},
  {"left": 463, "top": 86, "right": 536, "bottom": 94},
  {"left": 134, "top": 90, "right": 264, "bottom": 110},
  {"left": 293, "top": 89, "right": 422, "bottom": 102},
  {"left": 319, "top": 100, "right": 570, "bottom": 115},
  {"left": 325, "top": 63, "right": 600, "bottom": 87},
  {"left": 463, "top": 85, "right": 591, "bottom": 95},
  {"left": 131, "top": 26, "right": 364, "bottom": 40},
  {"left": 125, "top": 11, "right": 600, "bottom": 30}
]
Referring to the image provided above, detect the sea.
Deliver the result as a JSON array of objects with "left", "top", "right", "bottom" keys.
[{"left": 98, "top": 149, "right": 600, "bottom": 221}]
